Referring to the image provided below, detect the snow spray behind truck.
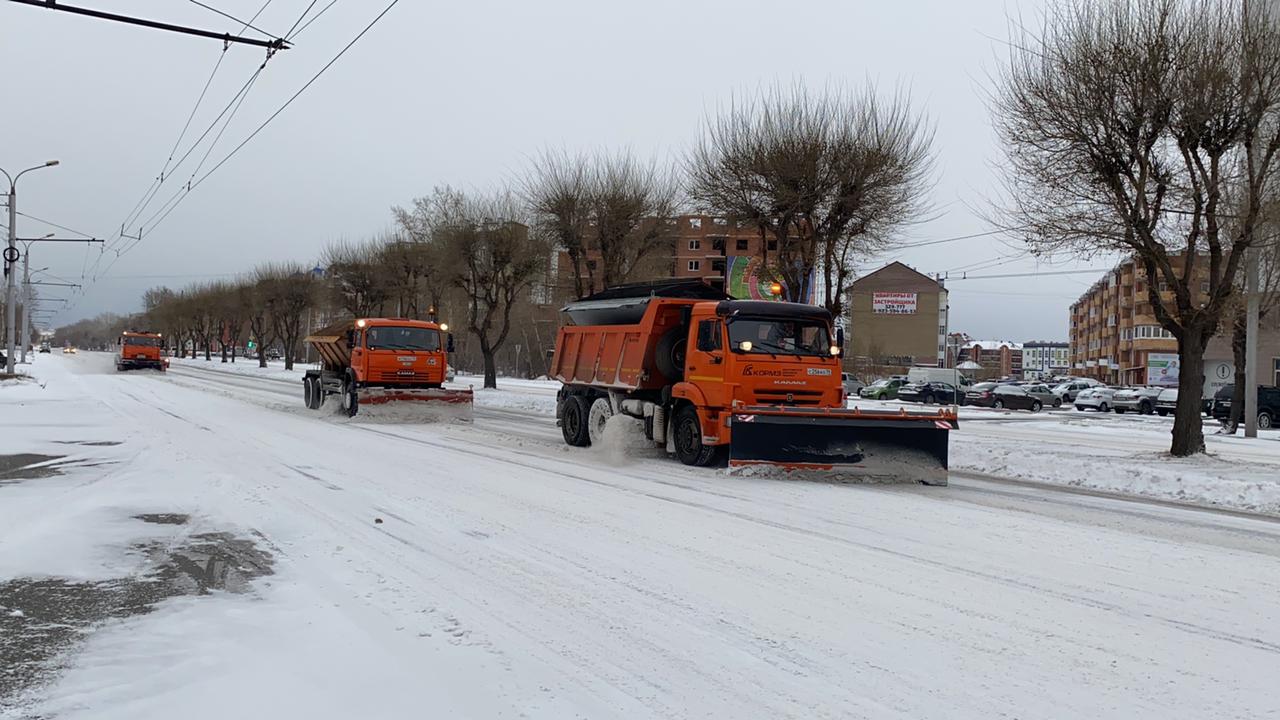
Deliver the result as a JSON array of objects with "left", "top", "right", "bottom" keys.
[
  {"left": 549, "top": 281, "right": 956, "bottom": 484},
  {"left": 302, "top": 317, "right": 473, "bottom": 421}
]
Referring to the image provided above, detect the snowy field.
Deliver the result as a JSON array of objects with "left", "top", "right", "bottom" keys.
[{"left": 2, "top": 352, "right": 1279, "bottom": 719}]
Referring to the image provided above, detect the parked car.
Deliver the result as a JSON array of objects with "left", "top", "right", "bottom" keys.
[
  {"left": 1155, "top": 388, "right": 1214, "bottom": 417},
  {"left": 1020, "top": 383, "right": 1062, "bottom": 408},
  {"left": 841, "top": 372, "right": 864, "bottom": 396},
  {"left": 897, "top": 381, "right": 959, "bottom": 404},
  {"left": 1052, "top": 380, "right": 1096, "bottom": 404},
  {"left": 266, "top": 348, "right": 282, "bottom": 361},
  {"left": 39, "top": 343, "right": 51, "bottom": 353},
  {"left": 1111, "top": 386, "right": 1165, "bottom": 415},
  {"left": 858, "top": 378, "right": 906, "bottom": 400},
  {"left": 1210, "top": 385, "right": 1280, "bottom": 430},
  {"left": 967, "top": 383, "right": 1044, "bottom": 411},
  {"left": 1075, "top": 386, "right": 1118, "bottom": 412}
]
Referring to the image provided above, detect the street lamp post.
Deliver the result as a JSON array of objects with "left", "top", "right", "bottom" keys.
[
  {"left": 18, "top": 240, "right": 53, "bottom": 364},
  {"left": 3, "top": 160, "right": 59, "bottom": 374}
]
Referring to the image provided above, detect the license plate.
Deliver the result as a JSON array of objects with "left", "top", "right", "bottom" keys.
[
  {"left": 136, "top": 354, "right": 146, "bottom": 359},
  {"left": 807, "top": 368, "right": 831, "bottom": 376},
  {"left": 397, "top": 370, "right": 415, "bottom": 376}
]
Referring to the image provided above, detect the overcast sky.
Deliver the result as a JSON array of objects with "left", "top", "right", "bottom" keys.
[{"left": 2, "top": 0, "right": 1117, "bottom": 341}]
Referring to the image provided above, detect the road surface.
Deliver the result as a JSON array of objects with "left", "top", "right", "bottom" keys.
[{"left": 4, "top": 353, "right": 1278, "bottom": 719}]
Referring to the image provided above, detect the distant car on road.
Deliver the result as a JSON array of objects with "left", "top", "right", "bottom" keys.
[
  {"left": 897, "top": 381, "right": 959, "bottom": 405},
  {"left": 1075, "top": 386, "right": 1117, "bottom": 412},
  {"left": 39, "top": 343, "right": 51, "bottom": 353},
  {"left": 858, "top": 378, "right": 905, "bottom": 400},
  {"left": 1210, "top": 385, "right": 1280, "bottom": 430},
  {"left": 1112, "top": 386, "right": 1164, "bottom": 415},
  {"left": 62, "top": 346, "right": 77, "bottom": 354}
]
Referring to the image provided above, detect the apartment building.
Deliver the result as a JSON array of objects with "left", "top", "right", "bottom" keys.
[
  {"left": 1068, "top": 256, "right": 1280, "bottom": 387},
  {"left": 1022, "top": 341, "right": 1070, "bottom": 379},
  {"left": 956, "top": 340, "right": 1023, "bottom": 379},
  {"left": 847, "top": 262, "right": 949, "bottom": 368}
]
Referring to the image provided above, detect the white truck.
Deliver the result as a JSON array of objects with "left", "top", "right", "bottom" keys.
[{"left": 907, "top": 367, "right": 971, "bottom": 388}]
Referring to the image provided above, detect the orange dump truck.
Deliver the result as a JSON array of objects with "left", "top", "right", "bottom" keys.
[
  {"left": 116, "top": 331, "right": 168, "bottom": 371},
  {"left": 302, "top": 317, "right": 472, "bottom": 420},
  {"left": 550, "top": 281, "right": 955, "bottom": 483}
]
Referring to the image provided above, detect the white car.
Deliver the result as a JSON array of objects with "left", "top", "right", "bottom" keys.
[{"left": 1075, "top": 386, "right": 1118, "bottom": 412}]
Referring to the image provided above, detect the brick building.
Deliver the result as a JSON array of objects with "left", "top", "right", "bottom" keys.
[
  {"left": 956, "top": 340, "right": 1024, "bottom": 379},
  {"left": 1068, "top": 256, "right": 1280, "bottom": 388},
  {"left": 847, "top": 262, "right": 948, "bottom": 369}
]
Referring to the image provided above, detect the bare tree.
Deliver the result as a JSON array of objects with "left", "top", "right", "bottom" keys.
[
  {"left": 686, "top": 82, "right": 935, "bottom": 316},
  {"left": 522, "top": 149, "right": 679, "bottom": 298},
  {"left": 324, "top": 240, "right": 393, "bottom": 318},
  {"left": 991, "top": 0, "right": 1280, "bottom": 456},
  {"left": 421, "top": 186, "right": 549, "bottom": 388},
  {"left": 246, "top": 275, "right": 275, "bottom": 368},
  {"left": 259, "top": 264, "right": 317, "bottom": 371}
]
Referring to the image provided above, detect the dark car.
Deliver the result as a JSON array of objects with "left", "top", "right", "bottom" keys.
[
  {"left": 897, "top": 381, "right": 959, "bottom": 405},
  {"left": 1211, "top": 385, "right": 1280, "bottom": 430},
  {"left": 967, "top": 383, "right": 1044, "bottom": 411}
]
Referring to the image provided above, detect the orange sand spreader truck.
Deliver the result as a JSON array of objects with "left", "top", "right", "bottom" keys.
[
  {"left": 550, "top": 281, "right": 956, "bottom": 484},
  {"left": 116, "top": 330, "right": 169, "bottom": 371},
  {"left": 301, "top": 317, "right": 473, "bottom": 421}
]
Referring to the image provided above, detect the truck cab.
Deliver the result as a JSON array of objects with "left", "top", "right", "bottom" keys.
[
  {"left": 116, "top": 331, "right": 167, "bottom": 371},
  {"left": 345, "top": 318, "right": 451, "bottom": 388},
  {"left": 676, "top": 300, "right": 843, "bottom": 439}
]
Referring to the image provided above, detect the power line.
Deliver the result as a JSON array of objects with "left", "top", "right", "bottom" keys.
[
  {"left": 284, "top": 0, "right": 319, "bottom": 38},
  {"left": 7, "top": 0, "right": 290, "bottom": 50},
  {"left": 187, "top": 0, "right": 279, "bottom": 39},
  {"left": 14, "top": 212, "right": 97, "bottom": 239},
  {"left": 944, "top": 268, "right": 1115, "bottom": 281},
  {"left": 287, "top": 0, "right": 337, "bottom": 41}
]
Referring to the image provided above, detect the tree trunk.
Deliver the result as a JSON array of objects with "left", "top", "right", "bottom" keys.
[
  {"left": 204, "top": 341, "right": 211, "bottom": 361},
  {"left": 1229, "top": 308, "right": 1247, "bottom": 430},
  {"left": 259, "top": 352, "right": 268, "bottom": 369},
  {"left": 221, "top": 342, "right": 229, "bottom": 363},
  {"left": 1170, "top": 327, "right": 1208, "bottom": 456},
  {"left": 482, "top": 343, "right": 497, "bottom": 389}
]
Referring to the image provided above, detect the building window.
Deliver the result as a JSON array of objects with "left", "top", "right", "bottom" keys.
[
  {"left": 712, "top": 238, "right": 725, "bottom": 252},
  {"left": 687, "top": 260, "right": 700, "bottom": 272},
  {"left": 767, "top": 239, "right": 778, "bottom": 251},
  {"left": 587, "top": 260, "right": 597, "bottom": 271},
  {"left": 1274, "top": 357, "right": 1280, "bottom": 386},
  {"left": 713, "top": 217, "right": 728, "bottom": 226},
  {"left": 736, "top": 238, "right": 749, "bottom": 251},
  {"left": 711, "top": 259, "right": 726, "bottom": 273},
  {"left": 1159, "top": 281, "right": 1168, "bottom": 293},
  {"left": 688, "top": 239, "right": 700, "bottom": 251},
  {"left": 1200, "top": 280, "right": 1210, "bottom": 294}
]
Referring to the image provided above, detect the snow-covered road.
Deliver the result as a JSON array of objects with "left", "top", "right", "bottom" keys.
[{"left": 4, "top": 353, "right": 1279, "bottom": 719}]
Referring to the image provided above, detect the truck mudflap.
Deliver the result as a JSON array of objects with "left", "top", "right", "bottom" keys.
[
  {"left": 727, "top": 406, "right": 956, "bottom": 485},
  {"left": 353, "top": 386, "right": 474, "bottom": 422}
]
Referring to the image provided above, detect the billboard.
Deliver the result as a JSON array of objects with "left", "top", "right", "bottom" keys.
[
  {"left": 1147, "top": 353, "right": 1180, "bottom": 386},
  {"left": 726, "top": 255, "right": 816, "bottom": 303},
  {"left": 872, "top": 292, "right": 918, "bottom": 314}
]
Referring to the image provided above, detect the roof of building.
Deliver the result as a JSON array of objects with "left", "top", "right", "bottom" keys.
[
  {"left": 969, "top": 340, "right": 1024, "bottom": 350},
  {"left": 850, "top": 261, "right": 943, "bottom": 292}
]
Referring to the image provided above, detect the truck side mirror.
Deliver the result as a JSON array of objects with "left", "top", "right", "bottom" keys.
[
  {"left": 446, "top": 333, "right": 455, "bottom": 353},
  {"left": 345, "top": 330, "right": 356, "bottom": 347},
  {"left": 836, "top": 327, "right": 845, "bottom": 349}
]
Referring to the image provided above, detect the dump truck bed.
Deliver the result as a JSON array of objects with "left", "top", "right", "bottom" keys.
[{"left": 551, "top": 299, "right": 695, "bottom": 391}]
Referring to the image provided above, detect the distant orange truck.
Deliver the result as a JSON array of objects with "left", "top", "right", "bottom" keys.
[{"left": 116, "top": 331, "right": 168, "bottom": 371}]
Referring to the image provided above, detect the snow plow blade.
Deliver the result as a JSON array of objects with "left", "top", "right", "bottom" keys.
[
  {"left": 728, "top": 406, "right": 956, "bottom": 485},
  {"left": 354, "top": 387, "right": 474, "bottom": 423}
]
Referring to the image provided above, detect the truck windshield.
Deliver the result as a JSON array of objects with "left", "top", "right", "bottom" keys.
[
  {"left": 727, "top": 318, "right": 831, "bottom": 357},
  {"left": 124, "top": 336, "right": 162, "bottom": 347},
  {"left": 366, "top": 326, "right": 440, "bottom": 351}
]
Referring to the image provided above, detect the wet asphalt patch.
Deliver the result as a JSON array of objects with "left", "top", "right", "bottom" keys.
[
  {"left": 0, "top": 528, "right": 274, "bottom": 709},
  {"left": 0, "top": 455, "right": 65, "bottom": 484}
]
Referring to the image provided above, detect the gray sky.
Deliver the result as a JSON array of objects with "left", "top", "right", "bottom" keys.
[{"left": 2, "top": 0, "right": 1113, "bottom": 341}]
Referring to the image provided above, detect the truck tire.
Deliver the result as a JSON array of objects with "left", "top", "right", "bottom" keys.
[
  {"left": 587, "top": 397, "right": 614, "bottom": 445},
  {"left": 304, "top": 377, "right": 315, "bottom": 409},
  {"left": 654, "top": 327, "right": 687, "bottom": 382},
  {"left": 673, "top": 406, "right": 718, "bottom": 467},
  {"left": 560, "top": 395, "right": 591, "bottom": 447},
  {"left": 340, "top": 376, "right": 359, "bottom": 417}
]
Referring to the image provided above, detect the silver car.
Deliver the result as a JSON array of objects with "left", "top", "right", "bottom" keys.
[
  {"left": 1075, "top": 386, "right": 1118, "bottom": 412},
  {"left": 1021, "top": 383, "right": 1063, "bottom": 409},
  {"left": 1111, "top": 386, "right": 1164, "bottom": 415},
  {"left": 841, "top": 372, "right": 864, "bottom": 396}
]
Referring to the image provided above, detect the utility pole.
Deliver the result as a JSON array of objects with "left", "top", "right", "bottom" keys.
[
  {"left": 2, "top": 160, "right": 58, "bottom": 374},
  {"left": 18, "top": 245, "right": 30, "bottom": 363},
  {"left": 1245, "top": 245, "right": 1260, "bottom": 437}
]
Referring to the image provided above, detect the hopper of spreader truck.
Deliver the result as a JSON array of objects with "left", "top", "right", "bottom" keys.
[
  {"left": 727, "top": 406, "right": 956, "bottom": 485},
  {"left": 353, "top": 386, "right": 474, "bottom": 422}
]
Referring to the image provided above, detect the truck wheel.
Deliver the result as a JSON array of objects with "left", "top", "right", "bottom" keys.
[
  {"left": 304, "top": 377, "right": 315, "bottom": 409},
  {"left": 340, "top": 378, "right": 359, "bottom": 417},
  {"left": 673, "top": 406, "right": 717, "bottom": 467},
  {"left": 654, "top": 327, "right": 687, "bottom": 382},
  {"left": 560, "top": 396, "right": 591, "bottom": 447},
  {"left": 587, "top": 397, "right": 613, "bottom": 445}
]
